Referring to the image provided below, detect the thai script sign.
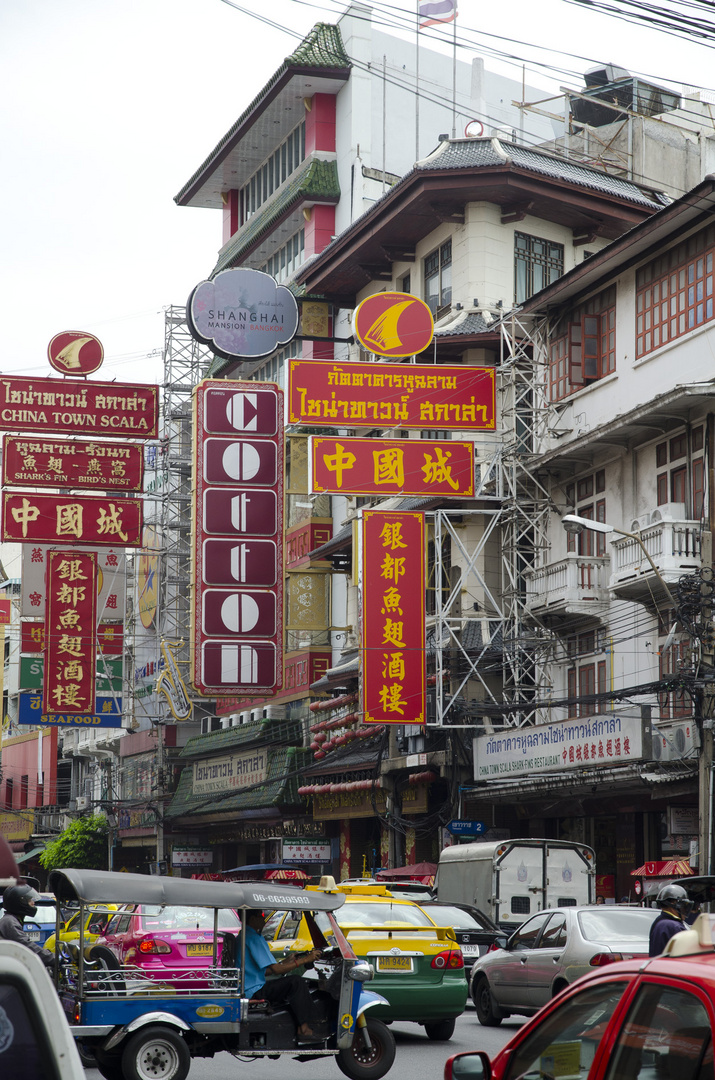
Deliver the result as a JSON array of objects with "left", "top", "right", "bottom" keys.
[
  {"left": 18, "top": 692, "right": 122, "bottom": 728},
  {"left": 0, "top": 376, "right": 158, "bottom": 437},
  {"left": 44, "top": 550, "right": 97, "bottom": 714},
  {"left": 282, "top": 841, "right": 332, "bottom": 863},
  {"left": 288, "top": 360, "right": 495, "bottom": 430},
  {"left": 3, "top": 492, "right": 143, "bottom": 547},
  {"left": 192, "top": 747, "right": 268, "bottom": 796},
  {"left": 22, "top": 544, "right": 125, "bottom": 618},
  {"left": 362, "top": 510, "right": 425, "bottom": 725},
  {"left": 21, "top": 620, "right": 122, "bottom": 655},
  {"left": 354, "top": 292, "right": 434, "bottom": 358},
  {"left": 473, "top": 713, "right": 650, "bottom": 780},
  {"left": 188, "top": 268, "right": 299, "bottom": 360},
  {"left": 310, "top": 436, "right": 474, "bottom": 497},
  {"left": 191, "top": 381, "right": 284, "bottom": 696},
  {"left": 2, "top": 435, "right": 144, "bottom": 491},
  {"left": 48, "top": 330, "right": 104, "bottom": 375}
]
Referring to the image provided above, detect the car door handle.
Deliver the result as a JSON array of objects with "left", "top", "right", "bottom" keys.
[
  {"left": 520, "top": 958, "right": 527, "bottom": 964},
  {"left": 552, "top": 956, "right": 561, "bottom": 963}
]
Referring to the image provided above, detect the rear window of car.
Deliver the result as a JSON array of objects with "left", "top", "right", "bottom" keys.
[
  {"left": 337, "top": 902, "right": 433, "bottom": 927},
  {"left": 28, "top": 906, "right": 57, "bottom": 925},
  {"left": 578, "top": 909, "right": 658, "bottom": 942},
  {"left": 424, "top": 905, "right": 488, "bottom": 930},
  {"left": 138, "top": 906, "right": 241, "bottom": 931}
]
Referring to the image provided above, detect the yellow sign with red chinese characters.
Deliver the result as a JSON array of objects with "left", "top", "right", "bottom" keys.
[
  {"left": 43, "top": 550, "right": 97, "bottom": 715},
  {"left": 361, "top": 510, "right": 425, "bottom": 725}
]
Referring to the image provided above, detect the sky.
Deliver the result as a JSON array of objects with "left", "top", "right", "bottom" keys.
[{"left": 3, "top": 0, "right": 715, "bottom": 389}]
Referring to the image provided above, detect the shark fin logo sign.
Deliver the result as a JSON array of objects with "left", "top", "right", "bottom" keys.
[
  {"left": 354, "top": 292, "right": 434, "bottom": 358},
  {"left": 48, "top": 331, "right": 104, "bottom": 375}
]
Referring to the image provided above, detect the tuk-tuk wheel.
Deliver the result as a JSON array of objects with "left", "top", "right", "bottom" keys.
[
  {"left": 121, "top": 1025, "right": 190, "bottom": 1080},
  {"left": 94, "top": 1048, "right": 124, "bottom": 1080},
  {"left": 336, "top": 1018, "right": 396, "bottom": 1080}
]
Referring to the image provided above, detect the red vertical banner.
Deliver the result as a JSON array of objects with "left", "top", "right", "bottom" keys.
[
  {"left": 362, "top": 510, "right": 425, "bottom": 724},
  {"left": 43, "top": 550, "right": 97, "bottom": 714}
]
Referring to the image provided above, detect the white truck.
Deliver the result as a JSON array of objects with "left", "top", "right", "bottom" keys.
[{"left": 437, "top": 839, "right": 596, "bottom": 928}]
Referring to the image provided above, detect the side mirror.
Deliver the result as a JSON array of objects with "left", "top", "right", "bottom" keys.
[
  {"left": 88, "top": 923, "right": 103, "bottom": 935},
  {"left": 445, "top": 1052, "right": 491, "bottom": 1080}
]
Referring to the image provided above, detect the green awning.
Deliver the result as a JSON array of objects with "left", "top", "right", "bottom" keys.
[{"left": 15, "top": 846, "right": 44, "bottom": 863}]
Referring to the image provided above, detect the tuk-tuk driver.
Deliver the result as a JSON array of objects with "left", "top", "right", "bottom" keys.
[{"left": 242, "top": 909, "right": 324, "bottom": 1043}]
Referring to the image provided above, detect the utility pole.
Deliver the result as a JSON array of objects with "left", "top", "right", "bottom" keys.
[{"left": 698, "top": 412, "right": 715, "bottom": 875}]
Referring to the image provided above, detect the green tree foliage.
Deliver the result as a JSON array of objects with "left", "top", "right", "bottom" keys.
[{"left": 39, "top": 814, "right": 108, "bottom": 872}]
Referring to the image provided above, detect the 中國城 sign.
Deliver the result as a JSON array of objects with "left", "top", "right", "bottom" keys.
[
  {"left": 288, "top": 360, "right": 495, "bottom": 430},
  {"left": 192, "top": 747, "right": 268, "bottom": 796},
  {"left": 473, "top": 713, "right": 651, "bottom": 781},
  {"left": 3, "top": 492, "right": 143, "bottom": 547},
  {"left": 310, "top": 436, "right": 474, "bottom": 497},
  {"left": 0, "top": 376, "right": 158, "bottom": 438}
]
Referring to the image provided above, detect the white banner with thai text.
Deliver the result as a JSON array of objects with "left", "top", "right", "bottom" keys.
[{"left": 192, "top": 747, "right": 267, "bottom": 795}]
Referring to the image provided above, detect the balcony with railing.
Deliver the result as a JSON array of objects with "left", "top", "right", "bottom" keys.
[
  {"left": 610, "top": 508, "right": 702, "bottom": 604},
  {"left": 524, "top": 554, "right": 611, "bottom": 625}
]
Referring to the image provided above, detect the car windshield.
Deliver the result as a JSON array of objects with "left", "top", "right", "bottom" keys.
[
  {"left": 578, "top": 909, "right": 658, "bottom": 942},
  {"left": 386, "top": 886, "right": 434, "bottom": 902},
  {"left": 336, "top": 901, "right": 434, "bottom": 927},
  {"left": 424, "top": 905, "right": 487, "bottom": 929},
  {"left": 138, "top": 906, "right": 241, "bottom": 931},
  {"left": 28, "top": 905, "right": 57, "bottom": 925}
]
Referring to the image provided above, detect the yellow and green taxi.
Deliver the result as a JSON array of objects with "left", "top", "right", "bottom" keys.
[
  {"left": 45, "top": 903, "right": 118, "bottom": 953},
  {"left": 262, "top": 882, "right": 467, "bottom": 1041}
]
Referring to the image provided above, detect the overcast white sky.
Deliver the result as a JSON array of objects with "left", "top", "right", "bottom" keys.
[{"left": 3, "top": 0, "right": 715, "bottom": 388}]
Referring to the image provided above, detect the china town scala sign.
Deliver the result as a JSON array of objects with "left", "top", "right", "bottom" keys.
[{"left": 0, "top": 377, "right": 159, "bottom": 438}]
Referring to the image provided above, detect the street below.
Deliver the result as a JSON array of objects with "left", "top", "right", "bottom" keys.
[{"left": 82, "top": 1007, "right": 525, "bottom": 1080}]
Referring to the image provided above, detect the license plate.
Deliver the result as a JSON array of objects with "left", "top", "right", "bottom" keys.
[
  {"left": 26, "top": 932, "right": 41, "bottom": 942},
  {"left": 460, "top": 944, "right": 480, "bottom": 955},
  {"left": 186, "top": 943, "right": 213, "bottom": 956},
  {"left": 376, "top": 956, "right": 413, "bottom": 972}
]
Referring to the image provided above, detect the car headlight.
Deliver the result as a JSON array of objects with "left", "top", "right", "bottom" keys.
[{"left": 347, "top": 961, "right": 374, "bottom": 982}]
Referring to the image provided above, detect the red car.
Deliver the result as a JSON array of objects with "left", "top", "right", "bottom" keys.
[
  {"left": 94, "top": 903, "right": 241, "bottom": 988},
  {"left": 445, "top": 915, "right": 715, "bottom": 1080}
]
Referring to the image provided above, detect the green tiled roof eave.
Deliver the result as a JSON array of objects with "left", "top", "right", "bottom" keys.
[
  {"left": 211, "top": 159, "right": 340, "bottom": 277},
  {"left": 164, "top": 747, "right": 303, "bottom": 819},
  {"left": 179, "top": 718, "right": 303, "bottom": 759},
  {"left": 174, "top": 24, "right": 350, "bottom": 206}
]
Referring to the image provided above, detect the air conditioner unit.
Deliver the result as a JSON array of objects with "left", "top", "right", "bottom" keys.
[
  {"left": 220, "top": 716, "right": 232, "bottom": 730},
  {"left": 250, "top": 708, "right": 263, "bottom": 723},
  {"left": 262, "top": 705, "right": 286, "bottom": 720},
  {"left": 75, "top": 796, "right": 90, "bottom": 811},
  {"left": 239, "top": 711, "right": 252, "bottom": 725},
  {"left": 652, "top": 720, "right": 701, "bottom": 762},
  {"left": 230, "top": 714, "right": 241, "bottom": 727}
]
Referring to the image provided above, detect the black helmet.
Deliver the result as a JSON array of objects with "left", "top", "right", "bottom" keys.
[
  {"left": 2, "top": 884, "right": 40, "bottom": 918},
  {"left": 655, "top": 883, "right": 693, "bottom": 918}
]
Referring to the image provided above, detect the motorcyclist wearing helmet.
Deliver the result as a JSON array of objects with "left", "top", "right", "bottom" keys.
[
  {"left": 0, "top": 884, "right": 54, "bottom": 969},
  {"left": 648, "top": 883, "right": 693, "bottom": 956}
]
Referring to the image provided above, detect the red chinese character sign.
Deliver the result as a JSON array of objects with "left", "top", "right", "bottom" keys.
[
  {"left": 191, "top": 380, "right": 284, "bottom": 696},
  {"left": 2, "top": 493, "right": 143, "bottom": 547},
  {"left": 289, "top": 360, "right": 495, "bottom": 430},
  {"left": 44, "top": 551, "right": 97, "bottom": 714},
  {"left": 354, "top": 292, "right": 434, "bottom": 359},
  {"left": 361, "top": 510, "right": 425, "bottom": 725},
  {"left": 2, "top": 436, "right": 144, "bottom": 492},
  {"left": 310, "top": 436, "right": 474, "bottom": 497}
]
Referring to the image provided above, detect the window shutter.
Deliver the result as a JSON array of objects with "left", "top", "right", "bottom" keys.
[{"left": 568, "top": 322, "right": 584, "bottom": 388}]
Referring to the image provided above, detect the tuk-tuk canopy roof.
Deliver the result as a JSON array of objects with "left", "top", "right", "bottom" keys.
[{"left": 48, "top": 868, "right": 345, "bottom": 912}]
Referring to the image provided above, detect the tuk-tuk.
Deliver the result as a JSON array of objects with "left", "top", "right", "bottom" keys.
[{"left": 48, "top": 868, "right": 396, "bottom": 1080}]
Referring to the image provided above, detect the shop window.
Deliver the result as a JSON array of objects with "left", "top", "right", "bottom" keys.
[
  {"left": 636, "top": 225, "right": 715, "bottom": 358},
  {"left": 401, "top": 273, "right": 411, "bottom": 293},
  {"left": 549, "top": 289, "right": 616, "bottom": 401},
  {"left": 568, "top": 659, "right": 606, "bottom": 719},
  {"left": 242, "top": 121, "right": 306, "bottom": 223},
  {"left": 424, "top": 240, "right": 452, "bottom": 317},
  {"left": 515, "top": 232, "right": 564, "bottom": 304}
]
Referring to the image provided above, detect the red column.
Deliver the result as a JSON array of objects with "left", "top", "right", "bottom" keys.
[
  {"left": 304, "top": 94, "right": 336, "bottom": 155},
  {"left": 222, "top": 189, "right": 240, "bottom": 244}
]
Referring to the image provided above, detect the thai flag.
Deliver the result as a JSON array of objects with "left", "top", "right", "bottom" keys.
[{"left": 419, "top": 0, "right": 456, "bottom": 29}]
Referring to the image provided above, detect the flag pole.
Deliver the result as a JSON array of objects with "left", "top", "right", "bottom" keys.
[
  {"left": 451, "top": 6, "right": 457, "bottom": 139},
  {"left": 415, "top": 1, "right": 420, "bottom": 161}
]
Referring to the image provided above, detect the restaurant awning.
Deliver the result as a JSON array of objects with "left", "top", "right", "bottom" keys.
[{"left": 630, "top": 859, "right": 695, "bottom": 877}]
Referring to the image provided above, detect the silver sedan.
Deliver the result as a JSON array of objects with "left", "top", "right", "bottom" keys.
[{"left": 469, "top": 905, "right": 659, "bottom": 1025}]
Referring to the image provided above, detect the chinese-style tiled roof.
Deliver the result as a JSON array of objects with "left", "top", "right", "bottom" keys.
[
  {"left": 211, "top": 158, "right": 340, "bottom": 278},
  {"left": 174, "top": 23, "right": 350, "bottom": 207},
  {"left": 434, "top": 310, "right": 493, "bottom": 337},
  {"left": 165, "top": 746, "right": 306, "bottom": 819},
  {"left": 178, "top": 717, "right": 302, "bottom": 759}
]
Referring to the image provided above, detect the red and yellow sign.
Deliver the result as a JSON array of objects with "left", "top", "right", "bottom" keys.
[
  {"left": 2, "top": 435, "right": 144, "bottom": 491},
  {"left": 48, "top": 331, "right": 104, "bottom": 376},
  {"left": 0, "top": 376, "right": 159, "bottom": 438},
  {"left": 21, "top": 620, "right": 123, "bottom": 655},
  {"left": 362, "top": 510, "right": 425, "bottom": 725},
  {"left": 44, "top": 550, "right": 97, "bottom": 714},
  {"left": 288, "top": 360, "right": 495, "bottom": 431},
  {"left": 2, "top": 492, "right": 143, "bottom": 547},
  {"left": 310, "top": 437, "right": 474, "bottom": 497},
  {"left": 354, "top": 292, "right": 434, "bottom": 358}
]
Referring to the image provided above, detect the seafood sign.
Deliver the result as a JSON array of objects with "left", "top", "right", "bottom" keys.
[{"left": 288, "top": 360, "right": 495, "bottom": 430}]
